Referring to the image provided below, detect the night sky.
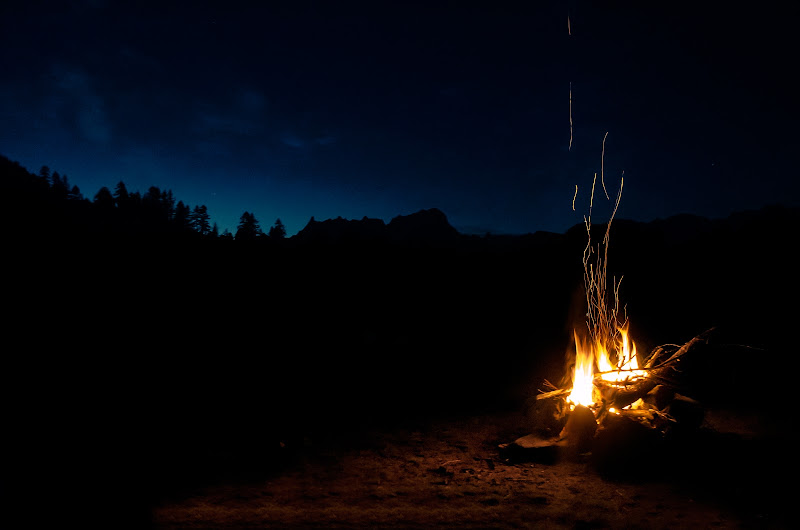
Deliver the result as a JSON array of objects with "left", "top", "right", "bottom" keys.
[{"left": 2, "top": 1, "right": 797, "bottom": 236}]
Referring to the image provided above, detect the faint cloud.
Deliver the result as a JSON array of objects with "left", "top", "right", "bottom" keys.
[
  {"left": 279, "top": 131, "right": 337, "bottom": 149},
  {"left": 280, "top": 131, "right": 305, "bottom": 148},
  {"left": 118, "top": 46, "right": 162, "bottom": 72},
  {"left": 438, "top": 82, "right": 480, "bottom": 105},
  {"left": 77, "top": 104, "right": 111, "bottom": 143},
  {"left": 198, "top": 112, "right": 258, "bottom": 135},
  {"left": 236, "top": 88, "right": 267, "bottom": 113},
  {"left": 50, "top": 64, "right": 111, "bottom": 144},
  {"left": 194, "top": 140, "right": 232, "bottom": 159},
  {"left": 193, "top": 88, "right": 267, "bottom": 137},
  {"left": 116, "top": 146, "right": 170, "bottom": 184},
  {"left": 315, "top": 135, "right": 336, "bottom": 146},
  {"left": 79, "top": 0, "right": 108, "bottom": 8}
]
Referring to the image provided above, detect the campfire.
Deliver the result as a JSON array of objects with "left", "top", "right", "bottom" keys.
[
  {"left": 534, "top": 325, "right": 712, "bottom": 452},
  {"left": 502, "top": 174, "right": 711, "bottom": 464}
]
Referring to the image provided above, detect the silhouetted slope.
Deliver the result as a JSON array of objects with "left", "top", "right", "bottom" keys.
[
  {"left": 293, "top": 215, "right": 386, "bottom": 244},
  {"left": 291, "top": 208, "right": 460, "bottom": 246}
]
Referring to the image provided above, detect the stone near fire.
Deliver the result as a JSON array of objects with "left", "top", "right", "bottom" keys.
[
  {"left": 498, "top": 433, "right": 563, "bottom": 464},
  {"left": 559, "top": 405, "right": 598, "bottom": 453}
]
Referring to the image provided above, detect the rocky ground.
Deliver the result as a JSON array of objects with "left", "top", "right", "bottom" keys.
[{"left": 150, "top": 408, "right": 790, "bottom": 529}]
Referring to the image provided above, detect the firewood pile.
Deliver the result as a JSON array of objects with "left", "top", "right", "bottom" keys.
[{"left": 500, "top": 329, "right": 714, "bottom": 468}]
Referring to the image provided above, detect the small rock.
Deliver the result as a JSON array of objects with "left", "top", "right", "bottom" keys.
[
  {"left": 559, "top": 405, "right": 598, "bottom": 453},
  {"left": 498, "top": 434, "right": 563, "bottom": 464},
  {"left": 427, "top": 466, "right": 454, "bottom": 477}
]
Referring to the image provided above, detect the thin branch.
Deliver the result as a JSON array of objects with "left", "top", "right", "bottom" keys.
[
  {"left": 542, "top": 379, "right": 559, "bottom": 391},
  {"left": 536, "top": 388, "right": 570, "bottom": 400},
  {"left": 646, "top": 328, "right": 714, "bottom": 371}
]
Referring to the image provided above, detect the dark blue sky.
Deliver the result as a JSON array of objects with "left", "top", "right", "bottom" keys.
[{"left": 2, "top": 1, "right": 797, "bottom": 235}]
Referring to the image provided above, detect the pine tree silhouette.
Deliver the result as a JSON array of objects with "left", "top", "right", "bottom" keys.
[
  {"left": 235, "top": 211, "right": 261, "bottom": 240},
  {"left": 93, "top": 186, "right": 114, "bottom": 208},
  {"left": 268, "top": 218, "right": 286, "bottom": 239},
  {"left": 190, "top": 205, "right": 211, "bottom": 235},
  {"left": 174, "top": 201, "right": 192, "bottom": 232}
]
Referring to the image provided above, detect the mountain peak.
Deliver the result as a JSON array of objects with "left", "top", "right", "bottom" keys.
[{"left": 386, "top": 208, "right": 459, "bottom": 243}]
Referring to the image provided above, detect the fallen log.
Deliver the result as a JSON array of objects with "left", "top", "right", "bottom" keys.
[
  {"left": 643, "top": 343, "right": 682, "bottom": 369},
  {"left": 646, "top": 328, "right": 715, "bottom": 371}
]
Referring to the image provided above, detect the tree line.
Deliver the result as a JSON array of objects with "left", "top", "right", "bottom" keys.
[{"left": 1, "top": 154, "right": 286, "bottom": 241}]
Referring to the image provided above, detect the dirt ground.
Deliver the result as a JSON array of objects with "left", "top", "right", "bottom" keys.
[{"left": 150, "top": 408, "right": 790, "bottom": 529}]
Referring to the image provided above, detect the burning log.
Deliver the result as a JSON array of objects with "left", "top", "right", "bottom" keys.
[
  {"left": 593, "top": 328, "right": 713, "bottom": 411},
  {"left": 594, "top": 378, "right": 655, "bottom": 411}
]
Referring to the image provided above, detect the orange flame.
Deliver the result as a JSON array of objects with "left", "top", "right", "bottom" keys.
[
  {"left": 568, "top": 330, "right": 595, "bottom": 407},
  {"left": 567, "top": 324, "right": 644, "bottom": 408}
]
